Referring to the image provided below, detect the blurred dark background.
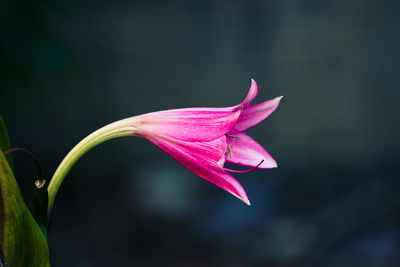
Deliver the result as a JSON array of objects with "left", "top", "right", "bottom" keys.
[{"left": 1, "top": 0, "right": 400, "bottom": 266}]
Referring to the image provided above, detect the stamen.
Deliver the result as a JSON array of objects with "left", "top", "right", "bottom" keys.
[
  {"left": 226, "top": 134, "right": 241, "bottom": 139},
  {"left": 225, "top": 135, "right": 240, "bottom": 158},
  {"left": 226, "top": 145, "right": 233, "bottom": 157},
  {"left": 223, "top": 160, "right": 264, "bottom": 173}
]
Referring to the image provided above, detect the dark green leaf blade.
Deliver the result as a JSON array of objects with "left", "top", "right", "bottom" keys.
[
  {"left": 0, "top": 149, "right": 50, "bottom": 267},
  {"left": 0, "top": 117, "right": 13, "bottom": 172}
]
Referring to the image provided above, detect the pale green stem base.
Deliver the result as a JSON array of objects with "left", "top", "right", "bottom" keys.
[{"left": 47, "top": 118, "right": 137, "bottom": 214}]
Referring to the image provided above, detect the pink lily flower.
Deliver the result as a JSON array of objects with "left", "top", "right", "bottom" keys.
[
  {"left": 131, "top": 79, "right": 282, "bottom": 205},
  {"left": 47, "top": 79, "right": 282, "bottom": 211}
]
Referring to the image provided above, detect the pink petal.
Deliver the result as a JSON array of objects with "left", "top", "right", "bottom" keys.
[
  {"left": 226, "top": 129, "right": 277, "bottom": 169},
  {"left": 241, "top": 79, "right": 259, "bottom": 106},
  {"left": 140, "top": 132, "right": 250, "bottom": 205},
  {"left": 203, "top": 168, "right": 250, "bottom": 205},
  {"left": 134, "top": 107, "right": 241, "bottom": 142},
  {"left": 235, "top": 96, "right": 282, "bottom": 131}
]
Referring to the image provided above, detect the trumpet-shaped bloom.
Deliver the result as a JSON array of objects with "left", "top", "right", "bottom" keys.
[
  {"left": 132, "top": 79, "right": 282, "bottom": 205},
  {"left": 48, "top": 79, "right": 282, "bottom": 211}
]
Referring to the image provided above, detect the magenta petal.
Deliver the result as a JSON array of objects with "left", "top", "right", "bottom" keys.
[
  {"left": 134, "top": 107, "right": 241, "bottom": 142},
  {"left": 241, "top": 79, "right": 258, "bottom": 106},
  {"left": 226, "top": 129, "right": 277, "bottom": 169},
  {"left": 203, "top": 168, "right": 250, "bottom": 205},
  {"left": 235, "top": 96, "right": 282, "bottom": 131},
  {"left": 141, "top": 132, "right": 250, "bottom": 205}
]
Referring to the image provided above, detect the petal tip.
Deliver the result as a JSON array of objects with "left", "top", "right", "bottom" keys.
[
  {"left": 250, "top": 79, "right": 258, "bottom": 89},
  {"left": 229, "top": 186, "right": 251, "bottom": 206},
  {"left": 241, "top": 79, "right": 259, "bottom": 106},
  {"left": 256, "top": 155, "right": 278, "bottom": 169},
  {"left": 269, "top": 158, "right": 278, "bottom": 168},
  {"left": 243, "top": 198, "right": 251, "bottom": 206},
  {"left": 260, "top": 159, "right": 278, "bottom": 169},
  {"left": 236, "top": 193, "right": 251, "bottom": 205}
]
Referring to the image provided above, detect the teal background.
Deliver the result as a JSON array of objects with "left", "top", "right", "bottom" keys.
[{"left": 1, "top": 1, "right": 400, "bottom": 266}]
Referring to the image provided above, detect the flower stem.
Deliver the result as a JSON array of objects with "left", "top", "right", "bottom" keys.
[{"left": 47, "top": 119, "right": 136, "bottom": 214}]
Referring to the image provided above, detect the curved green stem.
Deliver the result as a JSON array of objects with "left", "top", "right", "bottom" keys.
[{"left": 47, "top": 118, "right": 137, "bottom": 214}]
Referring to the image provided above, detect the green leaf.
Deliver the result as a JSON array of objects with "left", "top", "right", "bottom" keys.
[
  {"left": 0, "top": 117, "right": 14, "bottom": 172},
  {"left": 0, "top": 149, "right": 50, "bottom": 267}
]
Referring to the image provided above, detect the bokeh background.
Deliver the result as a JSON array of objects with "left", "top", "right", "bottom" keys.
[{"left": 1, "top": 0, "right": 400, "bottom": 266}]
